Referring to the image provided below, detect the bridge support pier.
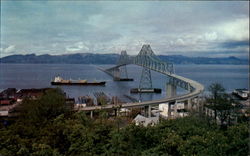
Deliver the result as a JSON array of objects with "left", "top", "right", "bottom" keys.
[
  {"left": 166, "top": 83, "right": 177, "bottom": 98},
  {"left": 116, "top": 108, "right": 120, "bottom": 116},
  {"left": 114, "top": 68, "right": 120, "bottom": 80},
  {"left": 144, "top": 106, "right": 148, "bottom": 117},
  {"left": 144, "top": 105, "right": 152, "bottom": 117},
  {"left": 90, "top": 111, "right": 93, "bottom": 118},
  {"left": 114, "top": 108, "right": 120, "bottom": 116},
  {"left": 148, "top": 105, "right": 151, "bottom": 118},
  {"left": 168, "top": 103, "right": 172, "bottom": 119},
  {"left": 187, "top": 98, "right": 192, "bottom": 110}
]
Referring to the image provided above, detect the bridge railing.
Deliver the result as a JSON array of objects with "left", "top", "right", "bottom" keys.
[
  {"left": 134, "top": 54, "right": 193, "bottom": 91},
  {"left": 134, "top": 55, "right": 174, "bottom": 75}
]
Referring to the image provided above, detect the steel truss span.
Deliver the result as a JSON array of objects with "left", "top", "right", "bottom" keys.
[{"left": 78, "top": 44, "right": 204, "bottom": 111}]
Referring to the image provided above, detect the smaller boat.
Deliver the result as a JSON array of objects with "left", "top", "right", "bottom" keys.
[
  {"left": 232, "top": 88, "right": 249, "bottom": 100},
  {"left": 51, "top": 76, "right": 106, "bottom": 86},
  {"left": 130, "top": 88, "right": 161, "bottom": 93}
]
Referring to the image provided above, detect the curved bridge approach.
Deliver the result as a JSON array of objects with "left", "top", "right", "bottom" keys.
[{"left": 78, "top": 45, "right": 204, "bottom": 117}]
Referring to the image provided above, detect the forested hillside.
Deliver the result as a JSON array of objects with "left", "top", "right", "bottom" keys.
[{"left": 0, "top": 89, "right": 249, "bottom": 156}]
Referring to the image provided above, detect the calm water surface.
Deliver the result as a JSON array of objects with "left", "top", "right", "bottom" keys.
[{"left": 0, "top": 64, "right": 248, "bottom": 102}]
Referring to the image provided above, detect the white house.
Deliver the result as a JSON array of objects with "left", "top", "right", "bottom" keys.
[{"left": 133, "top": 114, "right": 159, "bottom": 127}]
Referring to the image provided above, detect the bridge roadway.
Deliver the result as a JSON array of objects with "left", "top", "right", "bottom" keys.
[{"left": 76, "top": 71, "right": 204, "bottom": 112}]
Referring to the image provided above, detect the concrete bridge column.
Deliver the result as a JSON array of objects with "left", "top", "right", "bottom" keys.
[
  {"left": 114, "top": 68, "right": 120, "bottom": 79},
  {"left": 114, "top": 109, "right": 118, "bottom": 116},
  {"left": 187, "top": 98, "right": 192, "bottom": 110},
  {"left": 144, "top": 106, "right": 152, "bottom": 117},
  {"left": 167, "top": 103, "right": 172, "bottom": 119},
  {"left": 166, "top": 83, "right": 177, "bottom": 98},
  {"left": 116, "top": 108, "right": 120, "bottom": 116},
  {"left": 144, "top": 106, "right": 148, "bottom": 117},
  {"left": 90, "top": 111, "right": 93, "bottom": 118},
  {"left": 143, "top": 105, "right": 152, "bottom": 117},
  {"left": 173, "top": 102, "right": 178, "bottom": 118},
  {"left": 148, "top": 105, "right": 152, "bottom": 118},
  {"left": 197, "top": 97, "right": 203, "bottom": 113}
]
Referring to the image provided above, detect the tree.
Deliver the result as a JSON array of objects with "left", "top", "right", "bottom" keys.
[
  {"left": 206, "top": 83, "right": 239, "bottom": 128},
  {"left": 215, "top": 95, "right": 234, "bottom": 126},
  {"left": 1, "top": 86, "right": 249, "bottom": 155},
  {"left": 226, "top": 122, "right": 249, "bottom": 155},
  {"left": 208, "top": 83, "right": 225, "bottom": 100},
  {"left": 207, "top": 83, "right": 226, "bottom": 121},
  {"left": 19, "top": 88, "right": 69, "bottom": 124}
]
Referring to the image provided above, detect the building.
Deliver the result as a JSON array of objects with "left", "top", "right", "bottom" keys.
[
  {"left": 0, "top": 88, "right": 17, "bottom": 99},
  {"left": 16, "top": 88, "right": 51, "bottom": 99},
  {"left": 159, "top": 102, "right": 188, "bottom": 119},
  {"left": 133, "top": 114, "right": 159, "bottom": 127}
]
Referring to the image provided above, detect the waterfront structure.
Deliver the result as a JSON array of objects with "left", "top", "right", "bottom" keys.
[
  {"left": 0, "top": 88, "right": 74, "bottom": 117},
  {"left": 0, "top": 88, "right": 50, "bottom": 117},
  {"left": 232, "top": 89, "right": 249, "bottom": 99}
]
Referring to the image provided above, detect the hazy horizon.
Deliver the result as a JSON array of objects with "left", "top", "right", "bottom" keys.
[{"left": 1, "top": 51, "right": 249, "bottom": 60}]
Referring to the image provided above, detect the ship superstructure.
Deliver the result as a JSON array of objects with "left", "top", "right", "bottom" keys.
[{"left": 51, "top": 76, "right": 105, "bottom": 86}]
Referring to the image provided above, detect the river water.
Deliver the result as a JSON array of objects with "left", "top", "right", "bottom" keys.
[{"left": 0, "top": 64, "right": 248, "bottom": 102}]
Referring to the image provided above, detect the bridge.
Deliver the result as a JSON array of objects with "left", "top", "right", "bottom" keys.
[{"left": 77, "top": 45, "right": 204, "bottom": 118}]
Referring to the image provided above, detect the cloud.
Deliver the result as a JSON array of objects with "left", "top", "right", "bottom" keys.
[
  {"left": 66, "top": 42, "right": 90, "bottom": 52},
  {"left": 1, "top": 1, "right": 249, "bottom": 58},
  {"left": 212, "top": 17, "right": 249, "bottom": 41},
  {"left": 204, "top": 32, "right": 218, "bottom": 41},
  {"left": 3, "top": 45, "right": 16, "bottom": 53}
]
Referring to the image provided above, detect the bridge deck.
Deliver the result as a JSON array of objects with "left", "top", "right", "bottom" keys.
[{"left": 76, "top": 72, "right": 204, "bottom": 111}]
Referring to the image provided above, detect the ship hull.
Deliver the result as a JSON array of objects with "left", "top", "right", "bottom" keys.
[
  {"left": 51, "top": 81, "right": 106, "bottom": 86},
  {"left": 130, "top": 88, "right": 162, "bottom": 93}
]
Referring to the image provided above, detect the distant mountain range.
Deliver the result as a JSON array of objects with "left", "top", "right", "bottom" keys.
[{"left": 0, "top": 53, "right": 248, "bottom": 65}]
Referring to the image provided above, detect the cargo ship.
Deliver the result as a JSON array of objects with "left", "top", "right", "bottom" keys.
[{"left": 51, "top": 76, "right": 106, "bottom": 86}]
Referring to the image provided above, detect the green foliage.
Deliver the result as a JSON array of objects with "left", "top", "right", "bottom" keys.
[
  {"left": 226, "top": 122, "right": 249, "bottom": 155},
  {"left": 1, "top": 115, "right": 249, "bottom": 156},
  {"left": 208, "top": 83, "right": 225, "bottom": 99},
  {"left": 31, "top": 143, "right": 60, "bottom": 156},
  {"left": 206, "top": 83, "right": 240, "bottom": 127},
  {"left": 0, "top": 89, "right": 249, "bottom": 156},
  {"left": 20, "top": 88, "right": 69, "bottom": 124}
]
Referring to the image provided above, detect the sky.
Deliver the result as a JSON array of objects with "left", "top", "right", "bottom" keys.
[{"left": 0, "top": 1, "right": 249, "bottom": 58}]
